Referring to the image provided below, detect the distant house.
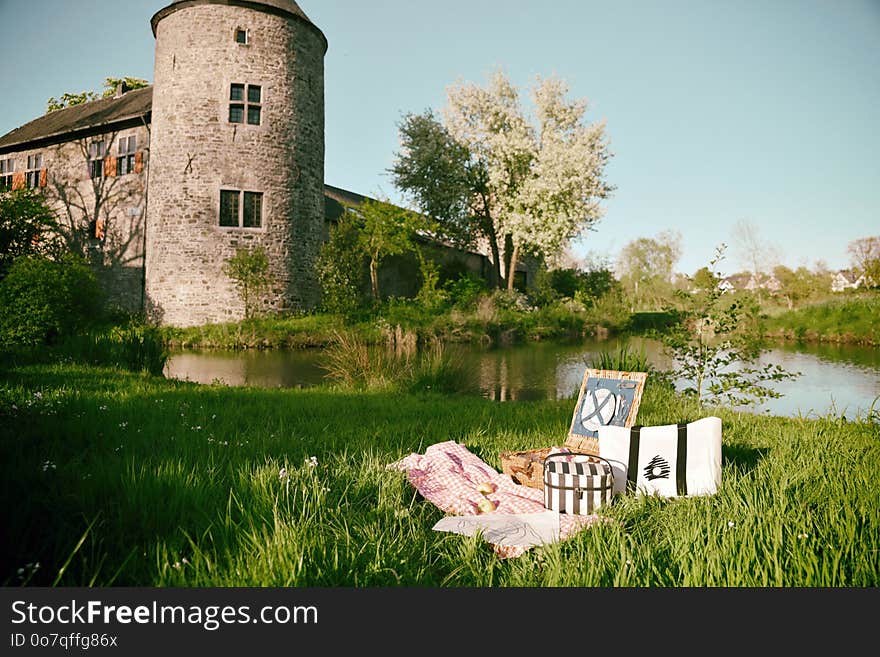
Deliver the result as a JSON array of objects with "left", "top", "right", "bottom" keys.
[
  {"left": 718, "top": 272, "right": 781, "bottom": 294},
  {"left": 831, "top": 270, "right": 865, "bottom": 293},
  {"left": 718, "top": 273, "right": 753, "bottom": 293}
]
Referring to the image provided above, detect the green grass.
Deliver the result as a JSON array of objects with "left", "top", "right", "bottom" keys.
[
  {"left": 1, "top": 362, "right": 877, "bottom": 587},
  {"left": 764, "top": 294, "right": 880, "bottom": 346},
  {"left": 161, "top": 313, "right": 380, "bottom": 350},
  {"left": 157, "top": 295, "right": 632, "bottom": 352}
]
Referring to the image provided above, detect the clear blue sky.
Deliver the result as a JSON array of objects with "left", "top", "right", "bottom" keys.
[{"left": 1, "top": 0, "right": 878, "bottom": 276}]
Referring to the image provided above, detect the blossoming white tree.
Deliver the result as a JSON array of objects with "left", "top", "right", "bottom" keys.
[{"left": 392, "top": 70, "right": 613, "bottom": 289}]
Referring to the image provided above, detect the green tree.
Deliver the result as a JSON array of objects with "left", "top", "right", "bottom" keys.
[
  {"left": 223, "top": 246, "right": 271, "bottom": 319},
  {"left": 847, "top": 236, "right": 880, "bottom": 288},
  {"left": 354, "top": 199, "right": 419, "bottom": 302},
  {"left": 661, "top": 245, "right": 798, "bottom": 408},
  {"left": 391, "top": 70, "right": 612, "bottom": 290},
  {"left": 691, "top": 266, "right": 719, "bottom": 294},
  {"left": 47, "top": 77, "right": 149, "bottom": 113},
  {"left": 773, "top": 265, "right": 821, "bottom": 309},
  {"left": 617, "top": 231, "right": 682, "bottom": 310},
  {"left": 0, "top": 189, "right": 63, "bottom": 278},
  {"left": 316, "top": 213, "right": 366, "bottom": 316}
]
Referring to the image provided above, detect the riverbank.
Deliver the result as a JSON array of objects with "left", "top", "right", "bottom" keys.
[
  {"left": 161, "top": 298, "right": 633, "bottom": 351},
  {"left": 1, "top": 362, "right": 876, "bottom": 586},
  {"left": 763, "top": 294, "right": 879, "bottom": 347}
]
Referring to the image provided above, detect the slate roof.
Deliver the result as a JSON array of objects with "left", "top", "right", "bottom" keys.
[{"left": 0, "top": 86, "right": 153, "bottom": 154}]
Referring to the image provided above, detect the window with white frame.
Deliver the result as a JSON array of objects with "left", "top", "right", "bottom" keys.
[
  {"left": 229, "top": 83, "right": 261, "bottom": 125},
  {"left": 219, "top": 189, "right": 263, "bottom": 228},
  {"left": 0, "top": 158, "right": 13, "bottom": 191},
  {"left": 89, "top": 140, "right": 105, "bottom": 180},
  {"left": 26, "top": 154, "right": 43, "bottom": 189},
  {"left": 235, "top": 28, "right": 248, "bottom": 44},
  {"left": 116, "top": 135, "right": 137, "bottom": 176}
]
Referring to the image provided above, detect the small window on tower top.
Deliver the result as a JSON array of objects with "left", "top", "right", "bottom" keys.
[{"left": 235, "top": 29, "right": 248, "bottom": 44}]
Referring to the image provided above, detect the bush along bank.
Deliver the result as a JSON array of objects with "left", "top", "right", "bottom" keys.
[
  {"left": 159, "top": 289, "right": 634, "bottom": 352},
  {"left": 762, "top": 294, "right": 880, "bottom": 346}
]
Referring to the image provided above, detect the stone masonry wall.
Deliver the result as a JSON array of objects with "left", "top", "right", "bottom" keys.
[
  {"left": 3, "top": 124, "right": 150, "bottom": 312},
  {"left": 146, "top": 4, "right": 325, "bottom": 326}
]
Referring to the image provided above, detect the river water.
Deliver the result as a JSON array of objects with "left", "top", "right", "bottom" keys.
[{"left": 165, "top": 338, "right": 880, "bottom": 420}]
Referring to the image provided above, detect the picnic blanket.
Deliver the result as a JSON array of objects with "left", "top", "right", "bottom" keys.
[{"left": 389, "top": 441, "right": 608, "bottom": 558}]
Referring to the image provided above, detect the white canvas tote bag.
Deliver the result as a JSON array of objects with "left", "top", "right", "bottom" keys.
[{"left": 598, "top": 417, "right": 722, "bottom": 498}]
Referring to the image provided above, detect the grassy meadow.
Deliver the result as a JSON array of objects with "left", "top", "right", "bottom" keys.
[{"left": 1, "top": 360, "right": 877, "bottom": 587}]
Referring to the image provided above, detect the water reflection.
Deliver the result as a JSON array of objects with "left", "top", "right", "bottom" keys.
[{"left": 165, "top": 338, "right": 880, "bottom": 419}]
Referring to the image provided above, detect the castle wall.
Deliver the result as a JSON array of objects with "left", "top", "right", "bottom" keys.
[
  {"left": 2, "top": 125, "right": 150, "bottom": 312},
  {"left": 145, "top": 3, "right": 325, "bottom": 326}
]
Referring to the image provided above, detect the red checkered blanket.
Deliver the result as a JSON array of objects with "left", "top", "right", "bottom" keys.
[{"left": 390, "top": 441, "right": 607, "bottom": 558}]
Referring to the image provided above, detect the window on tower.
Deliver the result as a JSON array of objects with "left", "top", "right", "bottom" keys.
[
  {"left": 228, "top": 83, "right": 261, "bottom": 125},
  {"left": 220, "top": 190, "right": 263, "bottom": 229},
  {"left": 235, "top": 28, "right": 248, "bottom": 44}
]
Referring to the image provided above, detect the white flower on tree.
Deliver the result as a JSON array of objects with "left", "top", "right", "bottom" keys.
[{"left": 392, "top": 69, "right": 613, "bottom": 290}]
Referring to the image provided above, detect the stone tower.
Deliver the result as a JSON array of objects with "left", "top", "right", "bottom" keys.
[{"left": 145, "top": 0, "right": 326, "bottom": 326}]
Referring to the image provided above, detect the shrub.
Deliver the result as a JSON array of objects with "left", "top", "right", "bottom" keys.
[
  {"left": 320, "top": 330, "right": 470, "bottom": 393},
  {"left": 316, "top": 215, "right": 366, "bottom": 317},
  {"left": 0, "top": 254, "right": 103, "bottom": 347},
  {"left": 444, "top": 272, "right": 486, "bottom": 309},
  {"left": 223, "top": 246, "right": 271, "bottom": 319},
  {"left": 0, "top": 189, "right": 63, "bottom": 279},
  {"left": 590, "top": 342, "right": 651, "bottom": 372},
  {"left": 57, "top": 322, "right": 169, "bottom": 376}
]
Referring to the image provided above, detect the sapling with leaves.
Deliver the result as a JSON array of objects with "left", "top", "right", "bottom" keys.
[
  {"left": 660, "top": 244, "right": 799, "bottom": 408},
  {"left": 223, "top": 246, "right": 271, "bottom": 319}
]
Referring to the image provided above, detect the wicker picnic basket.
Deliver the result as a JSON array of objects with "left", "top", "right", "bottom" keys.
[
  {"left": 499, "top": 437, "right": 600, "bottom": 490},
  {"left": 499, "top": 368, "right": 647, "bottom": 489}
]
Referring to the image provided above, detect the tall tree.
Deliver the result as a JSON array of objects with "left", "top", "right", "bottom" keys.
[
  {"left": 847, "top": 236, "right": 880, "bottom": 287},
  {"left": 47, "top": 77, "right": 149, "bottom": 113},
  {"left": 0, "top": 189, "right": 64, "bottom": 278},
  {"left": 616, "top": 231, "right": 682, "bottom": 310},
  {"left": 391, "top": 70, "right": 612, "bottom": 289},
  {"left": 731, "top": 219, "right": 780, "bottom": 285},
  {"left": 353, "top": 198, "right": 419, "bottom": 301}
]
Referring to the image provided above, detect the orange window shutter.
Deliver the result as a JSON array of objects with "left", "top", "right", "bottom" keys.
[
  {"left": 104, "top": 157, "right": 116, "bottom": 177},
  {"left": 95, "top": 218, "right": 106, "bottom": 240},
  {"left": 39, "top": 168, "right": 48, "bottom": 188},
  {"left": 12, "top": 172, "right": 25, "bottom": 190},
  {"left": 134, "top": 151, "right": 144, "bottom": 174}
]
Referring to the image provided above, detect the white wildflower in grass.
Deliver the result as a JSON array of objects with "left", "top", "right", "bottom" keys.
[
  {"left": 118, "top": 422, "right": 127, "bottom": 429},
  {"left": 181, "top": 557, "right": 189, "bottom": 565},
  {"left": 172, "top": 561, "right": 181, "bottom": 570},
  {"left": 306, "top": 456, "right": 318, "bottom": 468},
  {"left": 728, "top": 521, "right": 735, "bottom": 528},
  {"left": 99, "top": 405, "right": 108, "bottom": 411},
  {"left": 41, "top": 461, "right": 56, "bottom": 472},
  {"left": 798, "top": 533, "right": 809, "bottom": 540},
  {"left": 33, "top": 392, "right": 42, "bottom": 400}
]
